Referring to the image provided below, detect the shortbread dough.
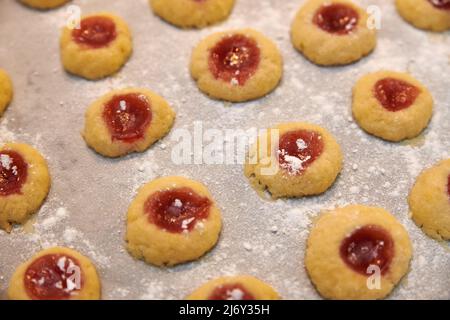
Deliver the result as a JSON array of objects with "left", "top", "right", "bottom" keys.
[
  {"left": 409, "top": 158, "right": 450, "bottom": 240},
  {"left": 244, "top": 122, "right": 343, "bottom": 199},
  {"left": 20, "top": 0, "right": 70, "bottom": 9},
  {"left": 0, "top": 143, "right": 51, "bottom": 232},
  {"left": 60, "top": 12, "right": 132, "bottom": 80},
  {"left": 190, "top": 28, "right": 283, "bottom": 102},
  {"left": 8, "top": 247, "right": 101, "bottom": 300},
  {"left": 0, "top": 69, "right": 13, "bottom": 116},
  {"left": 352, "top": 71, "right": 433, "bottom": 142},
  {"left": 290, "top": 0, "right": 377, "bottom": 66},
  {"left": 150, "top": 0, "right": 235, "bottom": 28},
  {"left": 306, "top": 205, "right": 412, "bottom": 300},
  {"left": 83, "top": 87, "right": 175, "bottom": 158},
  {"left": 126, "top": 176, "right": 222, "bottom": 266},
  {"left": 187, "top": 275, "right": 280, "bottom": 300},
  {"left": 395, "top": 0, "right": 450, "bottom": 32}
]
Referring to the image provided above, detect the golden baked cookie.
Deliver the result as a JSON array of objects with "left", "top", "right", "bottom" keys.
[
  {"left": 290, "top": 0, "right": 376, "bottom": 66},
  {"left": 150, "top": 0, "right": 235, "bottom": 28},
  {"left": 0, "top": 69, "right": 13, "bottom": 116},
  {"left": 126, "top": 176, "right": 222, "bottom": 267},
  {"left": 60, "top": 12, "right": 132, "bottom": 80},
  {"left": 20, "top": 0, "right": 70, "bottom": 9},
  {"left": 244, "top": 122, "right": 343, "bottom": 199},
  {"left": 190, "top": 28, "right": 283, "bottom": 102},
  {"left": 8, "top": 247, "right": 101, "bottom": 300},
  {"left": 408, "top": 159, "right": 450, "bottom": 240},
  {"left": 395, "top": 0, "right": 450, "bottom": 32},
  {"left": 83, "top": 88, "right": 175, "bottom": 158},
  {"left": 306, "top": 205, "right": 412, "bottom": 300},
  {"left": 0, "top": 143, "right": 51, "bottom": 232},
  {"left": 352, "top": 71, "right": 433, "bottom": 142},
  {"left": 187, "top": 275, "right": 280, "bottom": 300}
]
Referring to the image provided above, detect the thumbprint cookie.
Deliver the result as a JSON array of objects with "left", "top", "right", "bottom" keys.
[
  {"left": 352, "top": 71, "right": 433, "bottom": 142},
  {"left": 409, "top": 158, "right": 450, "bottom": 240},
  {"left": 290, "top": 0, "right": 376, "bottom": 66},
  {"left": 8, "top": 247, "right": 101, "bottom": 300},
  {"left": 305, "top": 205, "right": 412, "bottom": 300},
  {"left": 20, "top": 0, "right": 70, "bottom": 9},
  {"left": 150, "top": 0, "right": 235, "bottom": 28},
  {"left": 0, "top": 143, "right": 51, "bottom": 232},
  {"left": 83, "top": 88, "right": 175, "bottom": 158},
  {"left": 126, "top": 176, "right": 222, "bottom": 266},
  {"left": 60, "top": 12, "right": 132, "bottom": 80},
  {"left": 0, "top": 69, "right": 13, "bottom": 116},
  {"left": 187, "top": 275, "right": 280, "bottom": 300},
  {"left": 190, "top": 28, "right": 283, "bottom": 102},
  {"left": 244, "top": 122, "right": 343, "bottom": 199},
  {"left": 396, "top": 0, "right": 450, "bottom": 32}
]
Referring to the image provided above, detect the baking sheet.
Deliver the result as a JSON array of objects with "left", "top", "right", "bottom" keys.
[{"left": 0, "top": 0, "right": 449, "bottom": 300}]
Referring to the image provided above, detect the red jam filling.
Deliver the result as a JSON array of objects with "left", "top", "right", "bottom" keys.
[
  {"left": 374, "top": 78, "right": 420, "bottom": 112},
  {"left": 447, "top": 174, "right": 450, "bottom": 199},
  {"left": 72, "top": 16, "right": 117, "bottom": 48},
  {"left": 340, "top": 225, "right": 394, "bottom": 275},
  {"left": 102, "top": 93, "right": 152, "bottom": 143},
  {"left": 144, "top": 187, "right": 211, "bottom": 233},
  {"left": 208, "top": 284, "right": 255, "bottom": 300},
  {"left": 278, "top": 130, "right": 324, "bottom": 175},
  {"left": 0, "top": 151, "right": 28, "bottom": 196},
  {"left": 209, "top": 34, "right": 261, "bottom": 86},
  {"left": 24, "top": 254, "right": 84, "bottom": 300},
  {"left": 313, "top": 3, "right": 359, "bottom": 35},
  {"left": 428, "top": 0, "right": 450, "bottom": 10}
]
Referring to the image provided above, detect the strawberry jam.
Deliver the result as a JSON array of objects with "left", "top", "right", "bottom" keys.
[
  {"left": 447, "top": 174, "right": 450, "bottom": 199},
  {"left": 313, "top": 3, "right": 359, "bottom": 35},
  {"left": 24, "top": 254, "right": 83, "bottom": 300},
  {"left": 278, "top": 130, "right": 324, "bottom": 175},
  {"left": 0, "top": 151, "right": 28, "bottom": 196},
  {"left": 103, "top": 93, "right": 152, "bottom": 143},
  {"left": 208, "top": 284, "right": 255, "bottom": 300},
  {"left": 209, "top": 34, "right": 260, "bottom": 85},
  {"left": 340, "top": 225, "right": 394, "bottom": 275},
  {"left": 72, "top": 16, "right": 117, "bottom": 48},
  {"left": 374, "top": 78, "right": 420, "bottom": 112},
  {"left": 428, "top": 0, "right": 450, "bottom": 10},
  {"left": 145, "top": 187, "right": 211, "bottom": 233}
]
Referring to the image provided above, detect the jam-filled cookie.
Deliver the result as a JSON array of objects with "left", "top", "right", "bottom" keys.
[
  {"left": 0, "top": 143, "right": 51, "bottom": 232},
  {"left": 20, "top": 0, "right": 70, "bottom": 9},
  {"left": 83, "top": 88, "right": 175, "bottom": 158},
  {"left": 190, "top": 28, "right": 283, "bottom": 102},
  {"left": 290, "top": 0, "right": 376, "bottom": 66},
  {"left": 408, "top": 159, "right": 450, "bottom": 240},
  {"left": 0, "top": 69, "right": 13, "bottom": 116},
  {"left": 8, "top": 247, "right": 101, "bottom": 300},
  {"left": 306, "top": 205, "right": 412, "bottom": 300},
  {"left": 187, "top": 275, "right": 280, "bottom": 300},
  {"left": 244, "top": 122, "right": 343, "bottom": 199},
  {"left": 352, "top": 71, "right": 433, "bottom": 142},
  {"left": 126, "top": 176, "right": 222, "bottom": 266},
  {"left": 150, "top": 0, "right": 235, "bottom": 29},
  {"left": 396, "top": 0, "right": 450, "bottom": 32},
  {"left": 60, "top": 12, "right": 132, "bottom": 80}
]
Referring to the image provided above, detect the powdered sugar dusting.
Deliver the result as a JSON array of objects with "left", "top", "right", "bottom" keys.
[{"left": 0, "top": 154, "right": 12, "bottom": 170}]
